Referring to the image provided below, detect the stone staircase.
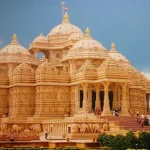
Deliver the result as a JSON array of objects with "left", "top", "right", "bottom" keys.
[{"left": 100, "top": 116, "right": 150, "bottom": 131}]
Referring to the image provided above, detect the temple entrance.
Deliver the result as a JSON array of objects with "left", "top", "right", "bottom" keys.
[
  {"left": 79, "top": 89, "right": 113, "bottom": 111},
  {"left": 100, "top": 91, "right": 104, "bottom": 111},
  {"left": 68, "top": 127, "right": 71, "bottom": 133},
  {"left": 109, "top": 91, "right": 113, "bottom": 110},
  {"left": 92, "top": 91, "right": 96, "bottom": 110},
  {"left": 80, "top": 90, "right": 83, "bottom": 108}
]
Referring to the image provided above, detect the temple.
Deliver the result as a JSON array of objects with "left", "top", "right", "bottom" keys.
[{"left": 0, "top": 12, "right": 150, "bottom": 137}]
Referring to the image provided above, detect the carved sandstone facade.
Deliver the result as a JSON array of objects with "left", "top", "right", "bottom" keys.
[{"left": 0, "top": 12, "right": 150, "bottom": 128}]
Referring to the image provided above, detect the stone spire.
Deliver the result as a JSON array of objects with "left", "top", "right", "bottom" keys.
[
  {"left": 11, "top": 34, "right": 18, "bottom": 45},
  {"left": 85, "top": 27, "right": 91, "bottom": 38},
  {"left": 63, "top": 12, "right": 70, "bottom": 23},
  {"left": 86, "top": 27, "right": 90, "bottom": 35},
  {"left": 111, "top": 43, "right": 115, "bottom": 49},
  {"left": 110, "top": 42, "right": 117, "bottom": 53}
]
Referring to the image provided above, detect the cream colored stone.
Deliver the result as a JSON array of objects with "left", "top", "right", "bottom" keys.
[{"left": 0, "top": 12, "right": 149, "bottom": 138}]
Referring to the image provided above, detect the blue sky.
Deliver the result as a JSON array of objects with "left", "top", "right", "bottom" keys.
[{"left": 0, "top": 0, "right": 150, "bottom": 76}]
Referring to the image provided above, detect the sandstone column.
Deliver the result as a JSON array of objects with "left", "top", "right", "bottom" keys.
[
  {"left": 101, "top": 82, "right": 112, "bottom": 116},
  {"left": 88, "top": 86, "right": 92, "bottom": 111},
  {"left": 120, "top": 83, "right": 131, "bottom": 116},
  {"left": 82, "top": 83, "right": 88, "bottom": 111},
  {"left": 95, "top": 84, "right": 101, "bottom": 110},
  {"left": 113, "top": 85, "right": 119, "bottom": 110}
]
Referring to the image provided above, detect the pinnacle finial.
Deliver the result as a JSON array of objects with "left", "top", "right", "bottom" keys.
[
  {"left": 13, "top": 34, "right": 17, "bottom": 41},
  {"left": 85, "top": 27, "right": 90, "bottom": 35},
  {"left": 64, "top": 12, "right": 69, "bottom": 20},
  {"left": 40, "top": 33, "right": 43, "bottom": 36},
  {"left": 111, "top": 43, "right": 115, "bottom": 49}
]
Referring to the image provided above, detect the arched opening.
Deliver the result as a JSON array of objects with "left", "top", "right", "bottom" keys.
[
  {"left": 33, "top": 50, "right": 50, "bottom": 60},
  {"left": 38, "top": 52, "right": 45, "bottom": 60}
]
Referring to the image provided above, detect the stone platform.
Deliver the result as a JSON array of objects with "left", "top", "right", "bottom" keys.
[{"left": 0, "top": 140, "right": 99, "bottom": 148}]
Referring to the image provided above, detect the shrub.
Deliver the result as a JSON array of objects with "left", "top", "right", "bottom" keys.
[
  {"left": 112, "top": 134, "right": 128, "bottom": 150},
  {"left": 97, "top": 133, "right": 114, "bottom": 148},
  {"left": 138, "top": 131, "right": 150, "bottom": 149},
  {"left": 126, "top": 130, "right": 138, "bottom": 149}
]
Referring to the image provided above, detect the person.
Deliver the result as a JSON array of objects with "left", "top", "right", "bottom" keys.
[
  {"left": 45, "top": 129, "right": 48, "bottom": 140},
  {"left": 136, "top": 111, "right": 139, "bottom": 117},
  {"left": 10, "top": 132, "right": 14, "bottom": 142},
  {"left": 136, "top": 111, "right": 139, "bottom": 122}
]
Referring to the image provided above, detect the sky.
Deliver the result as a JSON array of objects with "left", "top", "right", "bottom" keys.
[{"left": 0, "top": 0, "right": 150, "bottom": 78}]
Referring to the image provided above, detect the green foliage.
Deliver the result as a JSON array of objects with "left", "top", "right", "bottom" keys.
[
  {"left": 126, "top": 130, "right": 138, "bottom": 149},
  {"left": 112, "top": 134, "right": 128, "bottom": 150},
  {"left": 97, "top": 131, "right": 150, "bottom": 150},
  {"left": 97, "top": 133, "right": 114, "bottom": 148},
  {"left": 138, "top": 131, "right": 150, "bottom": 149}
]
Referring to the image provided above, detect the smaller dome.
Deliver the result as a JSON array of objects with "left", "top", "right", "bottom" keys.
[
  {"left": 63, "top": 27, "right": 108, "bottom": 61},
  {"left": 68, "top": 32, "right": 83, "bottom": 41},
  {"left": 0, "top": 34, "right": 38, "bottom": 65},
  {"left": 109, "top": 43, "right": 130, "bottom": 64},
  {"left": 0, "top": 34, "right": 29, "bottom": 55},
  {"left": 32, "top": 33, "right": 49, "bottom": 43}
]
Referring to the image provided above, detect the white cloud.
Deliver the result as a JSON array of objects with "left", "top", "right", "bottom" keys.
[{"left": 142, "top": 72, "right": 150, "bottom": 79}]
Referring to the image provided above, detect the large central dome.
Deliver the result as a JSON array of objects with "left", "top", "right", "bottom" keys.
[{"left": 47, "top": 12, "right": 83, "bottom": 43}]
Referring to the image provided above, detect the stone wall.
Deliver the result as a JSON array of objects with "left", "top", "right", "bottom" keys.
[
  {"left": 34, "top": 85, "right": 70, "bottom": 118},
  {"left": 129, "top": 88, "right": 146, "bottom": 115},
  {"left": 0, "top": 88, "right": 8, "bottom": 117}
]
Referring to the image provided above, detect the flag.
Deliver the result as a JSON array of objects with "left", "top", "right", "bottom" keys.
[{"left": 63, "top": 6, "right": 68, "bottom": 11}]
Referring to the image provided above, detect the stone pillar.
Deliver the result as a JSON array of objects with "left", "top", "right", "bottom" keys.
[
  {"left": 120, "top": 83, "right": 131, "bottom": 116},
  {"left": 101, "top": 82, "right": 112, "bottom": 116},
  {"left": 95, "top": 84, "right": 101, "bottom": 110},
  {"left": 118, "top": 87, "right": 121, "bottom": 108},
  {"left": 88, "top": 87, "right": 92, "bottom": 111},
  {"left": 113, "top": 85, "right": 119, "bottom": 110},
  {"left": 82, "top": 83, "right": 88, "bottom": 111}
]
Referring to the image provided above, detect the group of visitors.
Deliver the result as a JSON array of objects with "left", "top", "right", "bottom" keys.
[
  {"left": 111, "top": 108, "right": 121, "bottom": 116},
  {"left": 136, "top": 111, "right": 150, "bottom": 127}
]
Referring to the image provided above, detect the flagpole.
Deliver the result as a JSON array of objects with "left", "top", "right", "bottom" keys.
[{"left": 61, "top": 2, "right": 65, "bottom": 20}]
